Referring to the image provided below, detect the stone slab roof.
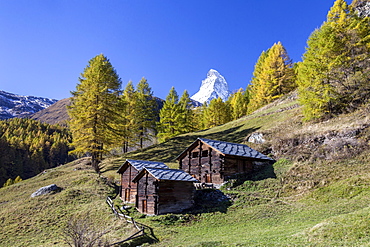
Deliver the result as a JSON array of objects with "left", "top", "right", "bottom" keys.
[
  {"left": 134, "top": 167, "right": 199, "bottom": 182},
  {"left": 117, "top": 159, "right": 168, "bottom": 174},
  {"left": 177, "top": 137, "right": 274, "bottom": 161},
  {"left": 199, "top": 138, "right": 274, "bottom": 161}
]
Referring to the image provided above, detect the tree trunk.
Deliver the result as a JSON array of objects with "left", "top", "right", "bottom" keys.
[{"left": 91, "top": 152, "right": 100, "bottom": 174}]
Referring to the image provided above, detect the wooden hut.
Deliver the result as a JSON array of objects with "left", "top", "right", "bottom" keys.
[
  {"left": 133, "top": 167, "right": 198, "bottom": 215},
  {"left": 177, "top": 138, "right": 274, "bottom": 185},
  {"left": 117, "top": 159, "right": 168, "bottom": 203}
]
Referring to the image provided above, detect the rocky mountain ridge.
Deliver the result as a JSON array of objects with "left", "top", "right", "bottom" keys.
[
  {"left": 0, "top": 90, "right": 57, "bottom": 120},
  {"left": 1, "top": 68, "right": 230, "bottom": 122}
]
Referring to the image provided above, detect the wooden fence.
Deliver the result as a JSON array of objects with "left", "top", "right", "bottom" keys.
[
  {"left": 194, "top": 182, "right": 215, "bottom": 190},
  {"left": 106, "top": 196, "right": 147, "bottom": 245}
]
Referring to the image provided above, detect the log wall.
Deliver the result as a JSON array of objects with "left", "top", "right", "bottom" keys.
[
  {"left": 179, "top": 141, "right": 224, "bottom": 184},
  {"left": 222, "top": 157, "right": 254, "bottom": 179},
  {"left": 136, "top": 172, "right": 196, "bottom": 215},
  {"left": 136, "top": 172, "right": 158, "bottom": 215},
  {"left": 120, "top": 166, "right": 140, "bottom": 203},
  {"left": 179, "top": 140, "right": 256, "bottom": 184},
  {"left": 157, "top": 181, "right": 195, "bottom": 215}
]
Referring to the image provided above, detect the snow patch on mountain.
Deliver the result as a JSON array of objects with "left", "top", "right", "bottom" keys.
[
  {"left": 191, "top": 69, "right": 230, "bottom": 104},
  {"left": 0, "top": 90, "right": 57, "bottom": 119}
]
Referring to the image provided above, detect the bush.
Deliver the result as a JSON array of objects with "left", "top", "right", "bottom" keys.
[{"left": 62, "top": 213, "right": 110, "bottom": 247}]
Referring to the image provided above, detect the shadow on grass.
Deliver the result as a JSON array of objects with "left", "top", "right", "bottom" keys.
[
  {"left": 250, "top": 162, "right": 277, "bottom": 181},
  {"left": 226, "top": 161, "right": 277, "bottom": 188},
  {"left": 187, "top": 189, "right": 232, "bottom": 214},
  {"left": 116, "top": 125, "right": 260, "bottom": 165},
  {"left": 203, "top": 125, "right": 260, "bottom": 144},
  {"left": 117, "top": 227, "right": 159, "bottom": 247}
]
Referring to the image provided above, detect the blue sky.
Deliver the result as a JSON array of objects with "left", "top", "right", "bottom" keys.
[{"left": 0, "top": 0, "right": 338, "bottom": 100}]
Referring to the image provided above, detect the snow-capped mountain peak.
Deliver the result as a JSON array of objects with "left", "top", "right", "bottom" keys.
[
  {"left": 191, "top": 69, "right": 230, "bottom": 104},
  {"left": 0, "top": 90, "right": 57, "bottom": 120}
]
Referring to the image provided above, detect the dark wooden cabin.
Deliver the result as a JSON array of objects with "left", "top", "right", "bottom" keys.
[
  {"left": 117, "top": 159, "right": 168, "bottom": 203},
  {"left": 177, "top": 138, "right": 274, "bottom": 185},
  {"left": 133, "top": 167, "right": 198, "bottom": 215}
]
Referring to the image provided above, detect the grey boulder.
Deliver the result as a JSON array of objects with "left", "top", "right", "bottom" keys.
[{"left": 31, "top": 184, "right": 61, "bottom": 198}]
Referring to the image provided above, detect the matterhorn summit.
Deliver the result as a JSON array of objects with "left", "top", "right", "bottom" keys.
[{"left": 191, "top": 69, "right": 230, "bottom": 104}]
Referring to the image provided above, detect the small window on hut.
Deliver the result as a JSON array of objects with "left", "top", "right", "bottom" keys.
[
  {"left": 202, "top": 150, "right": 208, "bottom": 157},
  {"left": 192, "top": 152, "right": 199, "bottom": 158}
]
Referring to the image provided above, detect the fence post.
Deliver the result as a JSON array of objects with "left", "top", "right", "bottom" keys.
[{"left": 106, "top": 196, "right": 148, "bottom": 245}]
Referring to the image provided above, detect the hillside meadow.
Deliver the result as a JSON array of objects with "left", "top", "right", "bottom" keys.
[
  {"left": 0, "top": 158, "right": 136, "bottom": 246},
  {"left": 2, "top": 93, "right": 370, "bottom": 246}
]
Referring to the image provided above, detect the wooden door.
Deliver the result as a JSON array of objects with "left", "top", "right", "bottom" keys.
[
  {"left": 124, "top": 188, "right": 130, "bottom": 202},
  {"left": 142, "top": 199, "right": 147, "bottom": 213},
  {"left": 205, "top": 174, "right": 212, "bottom": 183},
  {"left": 237, "top": 160, "right": 244, "bottom": 173}
]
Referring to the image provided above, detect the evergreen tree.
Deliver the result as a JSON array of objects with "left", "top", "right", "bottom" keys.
[
  {"left": 119, "top": 81, "right": 139, "bottom": 153},
  {"left": 327, "top": 0, "right": 351, "bottom": 24},
  {"left": 14, "top": 176, "right": 22, "bottom": 183},
  {"left": 228, "top": 89, "right": 249, "bottom": 120},
  {"left": 248, "top": 42, "right": 295, "bottom": 113},
  {"left": 297, "top": 0, "right": 370, "bottom": 121},
  {"left": 248, "top": 50, "right": 269, "bottom": 113},
  {"left": 3, "top": 178, "right": 13, "bottom": 187},
  {"left": 0, "top": 118, "right": 72, "bottom": 186},
  {"left": 203, "top": 98, "right": 232, "bottom": 129},
  {"left": 177, "top": 90, "right": 194, "bottom": 134},
  {"left": 157, "top": 88, "right": 198, "bottom": 142},
  {"left": 297, "top": 25, "right": 339, "bottom": 121},
  {"left": 192, "top": 103, "right": 207, "bottom": 131},
  {"left": 136, "top": 78, "right": 158, "bottom": 149},
  {"left": 157, "top": 87, "right": 180, "bottom": 143},
  {"left": 68, "top": 54, "right": 122, "bottom": 172}
]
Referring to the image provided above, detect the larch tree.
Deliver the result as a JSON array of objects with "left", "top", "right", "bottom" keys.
[
  {"left": 119, "top": 81, "right": 138, "bottom": 153},
  {"left": 228, "top": 89, "right": 249, "bottom": 120},
  {"left": 2, "top": 178, "right": 14, "bottom": 187},
  {"left": 192, "top": 103, "right": 207, "bottom": 131},
  {"left": 136, "top": 78, "right": 158, "bottom": 149},
  {"left": 157, "top": 87, "right": 180, "bottom": 143},
  {"left": 68, "top": 54, "right": 122, "bottom": 172},
  {"left": 202, "top": 98, "right": 232, "bottom": 129},
  {"left": 297, "top": 0, "right": 370, "bottom": 121},
  {"left": 247, "top": 50, "right": 269, "bottom": 113},
  {"left": 296, "top": 25, "right": 340, "bottom": 121},
  {"left": 248, "top": 42, "right": 295, "bottom": 113},
  {"left": 334, "top": 0, "right": 370, "bottom": 110},
  {"left": 177, "top": 90, "right": 195, "bottom": 134}
]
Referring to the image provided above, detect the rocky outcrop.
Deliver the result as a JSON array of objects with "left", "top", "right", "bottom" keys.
[
  {"left": 31, "top": 184, "right": 62, "bottom": 197},
  {"left": 272, "top": 125, "right": 369, "bottom": 162},
  {"left": 247, "top": 132, "right": 266, "bottom": 144}
]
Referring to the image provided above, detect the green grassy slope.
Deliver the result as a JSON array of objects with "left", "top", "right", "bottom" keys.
[
  {"left": 2, "top": 92, "right": 370, "bottom": 246},
  {"left": 105, "top": 92, "right": 370, "bottom": 246},
  {"left": 102, "top": 93, "right": 301, "bottom": 174},
  {"left": 0, "top": 158, "right": 136, "bottom": 247}
]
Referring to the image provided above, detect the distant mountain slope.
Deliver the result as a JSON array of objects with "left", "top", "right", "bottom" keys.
[
  {"left": 30, "top": 96, "right": 165, "bottom": 126},
  {"left": 0, "top": 90, "right": 57, "bottom": 120},
  {"left": 30, "top": 98, "right": 71, "bottom": 125}
]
